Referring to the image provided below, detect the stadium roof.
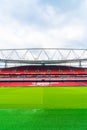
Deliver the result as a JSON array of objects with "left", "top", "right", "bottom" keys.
[{"left": 0, "top": 48, "right": 87, "bottom": 67}]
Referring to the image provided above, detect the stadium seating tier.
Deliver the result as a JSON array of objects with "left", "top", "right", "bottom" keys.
[{"left": 0, "top": 65, "right": 87, "bottom": 86}]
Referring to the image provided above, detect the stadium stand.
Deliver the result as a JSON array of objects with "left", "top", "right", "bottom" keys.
[{"left": 0, "top": 65, "right": 87, "bottom": 86}]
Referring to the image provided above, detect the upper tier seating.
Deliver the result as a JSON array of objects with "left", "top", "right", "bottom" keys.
[{"left": 0, "top": 65, "right": 87, "bottom": 75}]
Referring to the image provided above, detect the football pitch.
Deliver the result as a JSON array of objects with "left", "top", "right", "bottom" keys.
[
  {"left": 0, "top": 87, "right": 87, "bottom": 130},
  {"left": 0, "top": 87, "right": 87, "bottom": 108}
]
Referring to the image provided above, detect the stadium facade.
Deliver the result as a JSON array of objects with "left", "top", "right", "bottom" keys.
[{"left": 0, "top": 48, "right": 87, "bottom": 86}]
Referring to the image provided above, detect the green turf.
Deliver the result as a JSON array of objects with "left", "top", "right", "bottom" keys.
[
  {"left": 0, "top": 108, "right": 87, "bottom": 130},
  {"left": 0, "top": 87, "right": 87, "bottom": 130},
  {"left": 0, "top": 87, "right": 87, "bottom": 108}
]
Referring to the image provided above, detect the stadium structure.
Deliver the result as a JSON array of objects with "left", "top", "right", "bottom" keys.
[{"left": 0, "top": 48, "right": 87, "bottom": 86}]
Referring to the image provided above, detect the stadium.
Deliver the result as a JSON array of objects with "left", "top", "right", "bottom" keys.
[
  {"left": 1, "top": 48, "right": 87, "bottom": 130},
  {"left": 0, "top": 48, "right": 87, "bottom": 87}
]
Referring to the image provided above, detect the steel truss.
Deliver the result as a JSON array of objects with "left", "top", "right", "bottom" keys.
[{"left": 0, "top": 48, "right": 87, "bottom": 68}]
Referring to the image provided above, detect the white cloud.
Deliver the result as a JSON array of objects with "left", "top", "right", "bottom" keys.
[
  {"left": 0, "top": 0, "right": 86, "bottom": 49},
  {"left": 0, "top": 18, "right": 85, "bottom": 48},
  {"left": 62, "top": 23, "right": 85, "bottom": 41}
]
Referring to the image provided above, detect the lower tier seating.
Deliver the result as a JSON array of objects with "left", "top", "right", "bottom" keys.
[{"left": 0, "top": 81, "right": 87, "bottom": 86}]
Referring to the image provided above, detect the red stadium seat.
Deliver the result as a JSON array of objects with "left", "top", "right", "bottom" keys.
[{"left": 0, "top": 65, "right": 87, "bottom": 86}]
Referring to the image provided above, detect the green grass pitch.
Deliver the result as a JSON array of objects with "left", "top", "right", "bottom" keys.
[
  {"left": 0, "top": 87, "right": 87, "bottom": 130},
  {"left": 0, "top": 87, "right": 87, "bottom": 108}
]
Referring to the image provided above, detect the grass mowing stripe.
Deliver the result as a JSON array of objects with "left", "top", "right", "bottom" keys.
[
  {"left": 0, "top": 109, "right": 87, "bottom": 130},
  {"left": 43, "top": 87, "right": 87, "bottom": 108},
  {"left": 0, "top": 87, "right": 87, "bottom": 108},
  {"left": 0, "top": 87, "right": 43, "bottom": 108}
]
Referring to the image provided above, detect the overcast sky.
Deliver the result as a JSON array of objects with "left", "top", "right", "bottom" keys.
[{"left": 0, "top": 0, "right": 87, "bottom": 49}]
